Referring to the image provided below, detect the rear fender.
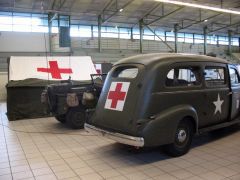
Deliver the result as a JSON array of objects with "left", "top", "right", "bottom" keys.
[{"left": 141, "top": 105, "right": 198, "bottom": 147}]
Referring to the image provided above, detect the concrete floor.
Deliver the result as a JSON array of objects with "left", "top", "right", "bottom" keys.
[{"left": 1, "top": 102, "right": 240, "bottom": 180}]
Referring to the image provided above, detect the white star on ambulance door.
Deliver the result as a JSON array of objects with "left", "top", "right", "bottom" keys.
[{"left": 213, "top": 94, "right": 224, "bottom": 114}]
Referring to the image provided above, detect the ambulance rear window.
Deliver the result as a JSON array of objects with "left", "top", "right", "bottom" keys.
[{"left": 113, "top": 67, "right": 138, "bottom": 78}]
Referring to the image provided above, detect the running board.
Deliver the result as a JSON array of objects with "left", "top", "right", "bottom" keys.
[{"left": 199, "top": 118, "right": 240, "bottom": 134}]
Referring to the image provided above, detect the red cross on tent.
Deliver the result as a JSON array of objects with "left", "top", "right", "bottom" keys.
[{"left": 37, "top": 61, "right": 73, "bottom": 79}]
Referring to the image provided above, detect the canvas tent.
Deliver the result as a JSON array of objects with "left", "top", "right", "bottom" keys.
[{"left": 7, "top": 56, "right": 97, "bottom": 120}]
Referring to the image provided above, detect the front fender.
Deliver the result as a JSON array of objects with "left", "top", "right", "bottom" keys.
[{"left": 141, "top": 104, "right": 198, "bottom": 147}]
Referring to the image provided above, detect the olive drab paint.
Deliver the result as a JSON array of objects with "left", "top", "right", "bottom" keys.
[{"left": 85, "top": 53, "right": 240, "bottom": 156}]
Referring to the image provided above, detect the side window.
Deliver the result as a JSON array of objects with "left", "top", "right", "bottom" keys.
[
  {"left": 166, "top": 67, "right": 200, "bottom": 87},
  {"left": 204, "top": 67, "right": 226, "bottom": 86},
  {"left": 229, "top": 68, "right": 240, "bottom": 85}
]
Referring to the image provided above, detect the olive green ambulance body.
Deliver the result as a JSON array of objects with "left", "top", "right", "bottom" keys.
[{"left": 85, "top": 53, "right": 240, "bottom": 156}]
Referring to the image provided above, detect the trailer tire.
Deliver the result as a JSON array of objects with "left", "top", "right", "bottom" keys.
[
  {"left": 66, "top": 107, "right": 85, "bottom": 129},
  {"left": 55, "top": 115, "right": 66, "bottom": 123}
]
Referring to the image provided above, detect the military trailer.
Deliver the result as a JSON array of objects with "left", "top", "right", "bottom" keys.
[
  {"left": 85, "top": 53, "right": 240, "bottom": 156},
  {"left": 41, "top": 74, "right": 105, "bottom": 129}
]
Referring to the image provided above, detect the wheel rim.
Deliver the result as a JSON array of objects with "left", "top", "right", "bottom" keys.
[
  {"left": 175, "top": 127, "right": 189, "bottom": 147},
  {"left": 177, "top": 129, "right": 187, "bottom": 143}
]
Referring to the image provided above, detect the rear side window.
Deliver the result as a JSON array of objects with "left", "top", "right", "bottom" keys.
[
  {"left": 229, "top": 68, "right": 240, "bottom": 85},
  {"left": 204, "top": 67, "right": 226, "bottom": 86},
  {"left": 166, "top": 67, "right": 201, "bottom": 87},
  {"left": 113, "top": 67, "right": 138, "bottom": 78}
]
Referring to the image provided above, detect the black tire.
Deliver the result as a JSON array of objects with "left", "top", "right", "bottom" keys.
[
  {"left": 164, "top": 119, "right": 194, "bottom": 157},
  {"left": 55, "top": 115, "right": 66, "bottom": 123},
  {"left": 66, "top": 107, "right": 86, "bottom": 129}
]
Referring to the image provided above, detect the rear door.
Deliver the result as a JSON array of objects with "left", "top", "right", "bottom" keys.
[
  {"left": 228, "top": 64, "right": 240, "bottom": 120},
  {"left": 92, "top": 64, "right": 145, "bottom": 135},
  {"left": 201, "top": 63, "right": 231, "bottom": 127}
]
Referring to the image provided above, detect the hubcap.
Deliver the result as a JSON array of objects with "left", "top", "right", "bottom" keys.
[{"left": 177, "top": 129, "right": 187, "bottom": 143}]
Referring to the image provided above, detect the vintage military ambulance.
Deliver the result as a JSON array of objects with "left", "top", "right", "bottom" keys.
[{"left": 85, "top": 53, "right": 240, "bottom": 156}]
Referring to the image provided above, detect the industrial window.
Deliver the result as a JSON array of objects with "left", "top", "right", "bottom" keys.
[
  {"left": 143, "top": 29, "right": 154, "bottom": 40},
  {"left": 166, "top": 67, "right": 200, "bottom": 87},
  {"left": 166, "top": 31, "right": 174, "bottom": 42},
  {"left": 229, "top": 68, "right": 240, "bottom": 85},
  {"left": 204, "top": 67, "right": 226, "bottom": 86},
  {"left": 132, "top": 28, "right": 140, "bottom": 39},
  {"left": 119, "top": 28, "right": 131, "bottom": 39},
  {"left": 178, "top": 33, "right": 184, "bottom": 42},
  {"left": 0, "top": 10, "right": 238, "bottom": 47},
  {"left": 218, "top": 36, "right": 228, "bottom": 45},
  {"left": 232, "top": 38, "right": 239, "bottom": 46},
  {"left": 155, "top": 30, "right": 165, "bottom": 41},
  {"left": 185, "top": 33, "right": 194, "bottom": 43},
  {"left": 207, "top": 35, "right": 217, "bottom": 45},
  {"left": 70, "top": 25, "right": 91, "bottom": 37},
  {"left": 102, "top": 26, "right": 118, "bottom": 38},
  {"left": 92, "top": 26, "right": 99, "bottom": 37},
  {"left": 194, "top": 34, "right": 204, "bottom": 44}
]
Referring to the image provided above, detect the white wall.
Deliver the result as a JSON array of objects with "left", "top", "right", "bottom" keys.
[
  {"left": 0, "top": 31, "right": 50, "bottom": 52},
  {"left": 0, "top": 72, "right": 7, "bottom": 101}
]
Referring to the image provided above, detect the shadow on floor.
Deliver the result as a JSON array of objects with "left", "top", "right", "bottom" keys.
[{"left": 95, "top": 124, "right": 240, "bottom": 164}]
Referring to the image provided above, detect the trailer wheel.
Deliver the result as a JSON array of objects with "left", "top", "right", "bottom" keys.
[
  {"left": 66, "top": 107, "right": 85, "bottom": 129},
  {"left": 55, "top": 115, "right": 66, "bottom": 123},
  {"left": 164, "top": 119, "right": 193, "bottom": 157}
]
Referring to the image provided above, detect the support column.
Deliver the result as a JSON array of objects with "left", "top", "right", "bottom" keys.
[
  {"left": 228, "top": 30, "right": 232, "bottom": 55},
  {"left": 139, "top": 19, "right": 143, "bottom": 53},
  {"left": 68, "top": 15, "right": 72, "bottom": 55},
  {"left": 174, "top": 24, "right": 178, "bottom": 53},
  {"left": 203, "top": 26, "right": 207, "bottom": 55},
  {"left": 130, "top": 28, "right": 133, "bottom": 41},
  {"left": 48, "top": 14, "right": 53, "bottom": 55},
  {"left": 238, "top": 37, "right": 240, "bottom": 53},
  {"left": 98, "top": 15, "right": 102, "bottom": 53},
  {"left": 91, "top": 25, "right": 94, "bottom": 39}
]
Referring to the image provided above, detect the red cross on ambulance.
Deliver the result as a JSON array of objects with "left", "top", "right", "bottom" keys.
[{"left": 105, "top": 82, "right": 130, "bottom": 111}]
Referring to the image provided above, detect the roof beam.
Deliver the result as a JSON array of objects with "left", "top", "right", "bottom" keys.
[
  {"left": 179, "top": 13, "right": 221, "bottom": 31},
  {"left": 129, "top": 2, "right": 162, "bottom": 28},
  {"left": 59, "top": 0, "right": 66, "bottom": 9},
  {"left": 49, "top": 0, "right": 67, "bottom": 22},
  {"left": 100, "top": 0, "right": 114, "bottom": 15},
  {"left": 179, "top": 4, "right": 240, "bottom": 31},
  {"left": 146, "top": 6, "right": 184, "bottom": 25},
  {"left": 102, "top": 0, "right": 135, "bottom": 23},
  {"left": 141, "top": 3, "right": 162, "bottom": 21},
  {"left": 208, "top": 21, "right": 240, "bottom": 33},
  {"left": 51, "top": 0, "right": 57, "bottom": 10}
]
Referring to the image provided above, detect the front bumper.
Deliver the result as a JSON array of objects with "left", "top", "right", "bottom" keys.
[{"left": 84, "top": 123, "right": 144, "bottom": 147}]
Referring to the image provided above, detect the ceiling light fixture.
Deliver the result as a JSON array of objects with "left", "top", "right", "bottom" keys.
[
  {"left": 119, "top": 8, "right": 123, "bottom": 12},
  {"left": 154, "top": 0, "right": 240, "bottom": 15},
  {"left": 204, "top": 19, "right": 208, "bottom": 22}
]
